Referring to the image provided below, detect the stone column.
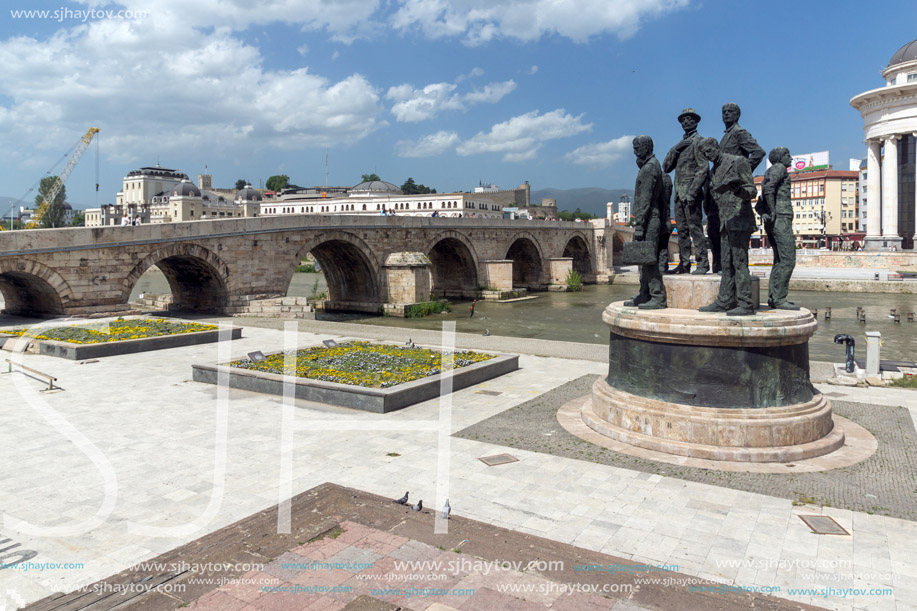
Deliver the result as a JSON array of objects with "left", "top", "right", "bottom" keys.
[
  {"left": 482, "top": 260, "right": 513, "bottom": 291},
  {"left": 881, "top": 135, "right": 901, "bottom": 247},
  {"left": 866, "top": 139, "right": 881, "bottom": 239},
  {"left": 548, "top": 257, "right": 573, "bottom": 291},
  {"left": 382, "top": 252, "right": 432, "bottom": 317}
]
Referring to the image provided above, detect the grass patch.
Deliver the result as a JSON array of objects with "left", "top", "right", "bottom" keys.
[
  {"left": 295, "top": 261, "right": 318, "bottom": 273},
  {"left": 227, "top": 340, "right": 494, "bottom": 388},
  {"left": 889, "top": 373, "right": 917, "bottom": 389},
  {"left": 0, "top": 318, "right": 217, "bottom": 345},
  {"left": 405, "top": 300, "right": 451, "bottom": 318},
  {"left": 566, "top": 269, "right": 583, "bottom": 292}
]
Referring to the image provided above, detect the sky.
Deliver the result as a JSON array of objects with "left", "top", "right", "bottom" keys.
[{"left": 0, "top": 0, "right": 916, "bottom": 210}]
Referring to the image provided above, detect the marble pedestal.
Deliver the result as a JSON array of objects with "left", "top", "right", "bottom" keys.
[
  {"left": 662, "top": 273, "right": 760, "bottom": 309},
  {"left": 587, "top": 299, "right": 844, "bottom": 462}
]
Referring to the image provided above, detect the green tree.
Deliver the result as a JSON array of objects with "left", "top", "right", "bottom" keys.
[
  {"left": 71, "top": 211, "right": 85, "bottom": 227},
  {"left": 235, "top": 179, "right": 248, "bottom": 190},
  {"left": 557, "top": 208, "right": 596, "bottom": 222},
  {"left": 361, "top": 173, "right": 381, "bottom": 182},
  {"left": 265, "top": 174, "right": 290, "bottom": 191},
  {"left": 35, "top": 176, "right": 67, "bottom": 228},
  {"left": 401, "top": 177, "right": 435, "bottom": 195}
]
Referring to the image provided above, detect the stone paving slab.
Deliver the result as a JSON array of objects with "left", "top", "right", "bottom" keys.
[
  {"left": 0, "top": 321, "right": 914, "bottom": 611},
  {"left": 24, "top": 484, "right": 823, "bottom": 611}
]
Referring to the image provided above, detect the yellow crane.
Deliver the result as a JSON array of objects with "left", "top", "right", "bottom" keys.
[{"left": 25, "top": 127, "right": 99, "bottom": 229}]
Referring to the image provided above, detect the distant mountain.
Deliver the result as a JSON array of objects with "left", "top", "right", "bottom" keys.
[{"left": 532, "top": 187, "right": 634, "bottom": 217}]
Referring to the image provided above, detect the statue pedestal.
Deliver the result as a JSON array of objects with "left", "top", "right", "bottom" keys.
[
  {"left": 587, "top": 302, "right": 844, "bottom": 462},
  {"left": 663, "top": 274, "right": 760, "bottom": 309}
]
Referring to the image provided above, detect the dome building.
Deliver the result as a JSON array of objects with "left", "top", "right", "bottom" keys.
[{"left": 850, "top": 38, "right": 917, "bottom": 250}]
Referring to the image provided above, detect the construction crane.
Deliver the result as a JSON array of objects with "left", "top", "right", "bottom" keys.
[{"left": 26, "top": 127, "right": 99, "bottom": 229}]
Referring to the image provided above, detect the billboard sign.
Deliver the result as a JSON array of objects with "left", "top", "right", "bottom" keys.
[{"left": 788, "top": 151, "right": 829, "bottom": 173}]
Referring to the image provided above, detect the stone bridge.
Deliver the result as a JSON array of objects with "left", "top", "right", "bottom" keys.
[{"left": 0, "top": 216, "right": 619, "bottom": 317}]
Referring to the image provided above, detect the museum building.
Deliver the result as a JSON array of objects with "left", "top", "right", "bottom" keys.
[{"left": 850, "top": 38, "right": 917, "bottom": 250}]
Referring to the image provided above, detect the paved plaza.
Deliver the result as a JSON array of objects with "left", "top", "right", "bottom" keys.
[{"left": 1, "top": 318, "right": 916, "bottom": 610}]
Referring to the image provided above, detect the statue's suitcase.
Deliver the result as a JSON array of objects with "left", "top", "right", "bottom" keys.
[{"left": 622, "top": 240, "right": 657, "bottom": 265}]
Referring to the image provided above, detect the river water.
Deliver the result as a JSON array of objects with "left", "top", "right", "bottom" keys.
[{"left": 127, "top": 269, "right": 917, "bottom": 363}]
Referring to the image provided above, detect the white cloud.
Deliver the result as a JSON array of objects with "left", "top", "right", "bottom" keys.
[
  {"left": 456, "top": 109, "right": 592, "bottom": 161},
  {"left": 528, "top": 65, "right": 539, "bottom": 75},
  {"left": 386, "top": 82, "right": 461, "bottom": 122},
  {"left": 462, "top": 80, "right": 515, "bottom": 104},
  {"left": 391, "top": 0, "right": 691, "bottom": 44},
  {"left": 386, "top": 79, "right": 515, "bottom": 122},
  {"left": 297, "top": 43, "right": 309, "bottom": 55},
  {"left": 95, "top": 0, "right": 382, "bottom": 42},
  {"left": 565, "top": 135, "right": 634, "bottom": 166},
  {"left": 0, "top": 14, "right": 385, "bottom": 166},
  {"left": 395, "top": 131, "right": 460, "bottom": 157},
  {"left": 455, "top": 66, "right": 485, "bottom": 82}
]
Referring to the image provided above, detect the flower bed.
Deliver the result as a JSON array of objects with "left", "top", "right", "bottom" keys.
[
  {"left": 193, "top": 341, "right": 518, "bottom": 413},
  {"left": 228, "top": 341, "right": 492, "bottom": 388},
  {"left": 1, "top": 318, "right": 241, "bottom": 360},
  {"left": 1, "top": 318, "right": 218, "bottom": 344}
]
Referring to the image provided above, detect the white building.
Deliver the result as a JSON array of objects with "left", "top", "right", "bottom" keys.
[
  {"left": 261, "top": 179, "right": 504, "bottom": 219},
  {"left": 85, "top": 167, "right": 261, "bottom": 226},
  {"left": 850, "top": 38, "right": 917, "bottom": 250}
]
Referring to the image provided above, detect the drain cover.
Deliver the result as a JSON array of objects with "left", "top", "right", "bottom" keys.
[
  {"left": 476, "top": 390, "right": 502, "bottom": 396},
  {"left": 799, "top": 515, "right": 850, "bottom": 535},
  {"left": 479, "top": 453, "right": 519, "bottom": 466}
]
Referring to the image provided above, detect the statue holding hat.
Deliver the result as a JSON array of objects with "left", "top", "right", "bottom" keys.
[{"left": 663, "top": 108, "right": 710, "bottom": 275}]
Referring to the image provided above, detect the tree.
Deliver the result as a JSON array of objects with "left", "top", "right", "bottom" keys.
[
  {"left": 71, "top": 211, "right": 85, "bottom": 227},
  {"left": 557, "top": 208, "right": 597, "bottom": 222},
  {"left": 35, "top": 176, "right": 67, "bottom": 228},
  {"left": 265, "top": 174, "right": 290, "bottom": 192},
  {"left": 235, "top": 179, "right": 248, "bottom": 190},
  {"left": 400, "top": 177, "right": 435, "bottom": 195},
  {"left": 361, "top": 173, "right": 381, "bottom": 182}
]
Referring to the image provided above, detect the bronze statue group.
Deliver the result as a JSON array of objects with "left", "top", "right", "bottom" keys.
[{"left": 625, "top": 104, "right": 797, "bottom": 316}]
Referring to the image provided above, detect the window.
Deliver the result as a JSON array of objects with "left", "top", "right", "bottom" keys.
[{"left": 908, "top": 73, "right": 917, "bottom": 83}]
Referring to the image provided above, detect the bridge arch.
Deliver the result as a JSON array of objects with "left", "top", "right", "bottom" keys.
[
  {"left": 562, "top": 233, "right": 594, "bottom": 277},
  {"left": 424, "top": 231, "right": 480, "bottom": 298},
  {"left": 504, "top": 232, "right": 545, "bottom": 289},
  {"left": 293, "top": 231, "right": 382, "bottom": 309},
  {"left": 0, "top": 258, "right": 73, "bottom": 316},
  {"left": 125, "top": 244, "right": 231, "bottom": 313}
]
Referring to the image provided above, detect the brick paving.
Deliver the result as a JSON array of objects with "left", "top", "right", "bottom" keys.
[{"left": 26, "top": 485, "right": 821, "bottom": 611}]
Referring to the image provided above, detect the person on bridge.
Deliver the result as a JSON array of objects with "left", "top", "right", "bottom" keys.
[
  {"left": 624, "top": 135, "right": 668, "bottom": 310},
  {"left": 663, "top": 108, "right": 710, "bottom": 275}
]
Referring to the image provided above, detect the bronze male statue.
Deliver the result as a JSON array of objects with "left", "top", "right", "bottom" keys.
[
  {"left": 696, "top": 138, "right": 758, "bottom": 316},
  {"left": 713, "top": 103, "right": 765, "bottom": 275},
  {"left": 760, "top": 147, "right": 798, "bottom": 310},
  {"left": 658, "top": 173, "right": 674, "bottom": 274},
  {"left": 663, "top": 108, "right": 709, "bottom": 275},
  {"left": 624, "top": 135, "right": 668, "bottom": 309}
]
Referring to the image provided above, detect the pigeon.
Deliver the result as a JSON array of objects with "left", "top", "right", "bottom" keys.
[
  {"left": 394, "top": 491, "right": 409, "bottom": 505},
  {"left": 411, "top": 500, "right": 423, "bottom": 512},
  {"left": 404, "top": 338, "right": 413, "bottom": 346},
  {"left": 441, "top": 499, "right": 451, "bottom": 520},
  {"left": 483, "top": 329, "right": 490, "bottom": 336}
]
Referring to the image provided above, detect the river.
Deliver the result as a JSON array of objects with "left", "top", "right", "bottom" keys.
[{"left": 122, "top": 269, "right": 917, "bottom": 363}]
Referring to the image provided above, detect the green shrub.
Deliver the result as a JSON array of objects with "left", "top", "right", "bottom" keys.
[
  {"left": 295, "top": 261, "right": 318, "bottom": 273},
  {"left": 566, "top": 269, "right": 583, "bottom": 292},
  {"left": 405, "top": 300, "right": 451, "bottom": 318}
]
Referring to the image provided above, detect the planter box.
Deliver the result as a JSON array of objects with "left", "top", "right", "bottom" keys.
[
  {"left": 191, "top": 352, "right": 519, "bottom": 413},
  {"left": 33, "top": 328, "right": 243, "bottom": 360}
]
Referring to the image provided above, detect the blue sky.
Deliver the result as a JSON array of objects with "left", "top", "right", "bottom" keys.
[{"left": 0, "top": 0, "right": 915, "bottom": 209}]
